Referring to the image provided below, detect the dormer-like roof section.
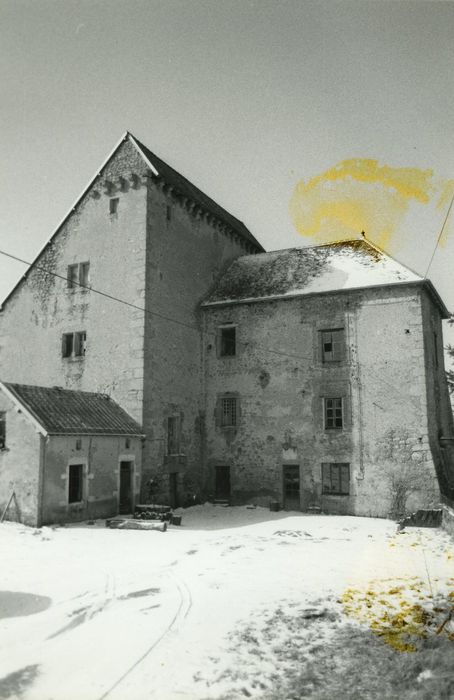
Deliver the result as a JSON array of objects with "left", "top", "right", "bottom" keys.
[
  {"left": 0, "top": 383, "right": 144, "bottom": 436},
  {"left": 203, "top": 238, "right": 449, "bottom": 316}
]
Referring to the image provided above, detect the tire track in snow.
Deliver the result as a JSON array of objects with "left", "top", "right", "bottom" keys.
[{"left": 95, "top": 571, "right": 192, "bottom": 700}]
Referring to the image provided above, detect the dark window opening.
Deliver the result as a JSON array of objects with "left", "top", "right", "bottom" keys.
[
  {"left": 62, "top": 333, "right": 74, "bottom": 358},
  {"left": 324, "top": 398, "right": 343, "bottom": 429},
  {"left": 220, "top": 397, "right": 237, "bottom": 427},
  {"left": 62, "top": 331, "right": 86, "bottom": 358},
  {"left": 125, "top": 437, "right": 131, "bottom": 449},
  {"left": 75, "top": 438, "right": 82, "bottom": 451},
  {"left": 68, "top": 464, "right": 83, "bottom": 503},
  {"left": 109, "top": 197, "right": 119, "bottom": 215},
  {"left": 74, "top": 332, "right": 86, "bottom": 357},
  {"left": 322, "top": 463, "right": 350, "bottom": 495},
  {"left": 67, "top": 262, "right": 90, "bottom": 289},
  {"left": 67, "top": 264, "right": 79, "bottom": 289},
  {"left": 0, "top": 412, "right": 5, "bottom": 449},
  {"left": 167, "top": 416, "right": 180, "bottom": 455},
  {"left": 220, "top": 326, "right": 236, "bottom": 357},
  {"left": 434, "top": 332, "right": 439, "bottom": 368},
  {"left": 166, "top": 205, "right": 171, "bottom": 222},
  {"left": 321, "top": 329, "right": 344, "bottom": 362}
]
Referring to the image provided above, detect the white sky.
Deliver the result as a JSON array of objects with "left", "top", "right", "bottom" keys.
[{"left": 1, "top": 1, "right": 453, "bottom": 327}]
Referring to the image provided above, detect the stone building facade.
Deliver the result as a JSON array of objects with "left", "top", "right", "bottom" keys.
[
  {"left": 0, "top": 132, "right": 263, "bottom": 509},
  {"left": 1, "top": 133, "right": 453, "bottom": 517}
]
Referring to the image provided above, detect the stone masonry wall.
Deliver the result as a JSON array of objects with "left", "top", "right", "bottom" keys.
[
  {"left": 141, "top": 179, "right": 255, "bottom": 504},
  {"left": 0, "top": 392, "right": 41, "bottom": 525},
  {"left": 41, "top": 434, "right": 142, "bottom": 525},
  {"left": 0, "top": 139, "right": 148, "bottom": 424},
  {"left": 203, "top": 284, "right": 442, "bottom": 517}
]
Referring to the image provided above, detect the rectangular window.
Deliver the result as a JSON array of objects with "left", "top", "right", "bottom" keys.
[
  {"left": 0, "top": 412, "right": 5, "bottom": 449},
  {"left": 62, "top": 332, "right": 86, "bottom": 358},
  {"left": 220, "top": 326, "right": 236, "bottom": 357},
  {"left": 167, "top": 416, "right": 180, "bottom": 455},
  {"left": 62, "top": 332, "right": 74, "bottom": 358},
  {"left": 109, "top": 197, "right": 119, "bottom": 215},
  {"left": 67, "top": 262, "right": 90, "bottom": 289},
  {"left": 67, "top": 264, "right": 79, "bottom": 289},
  {"left": 220, "top": 397, "right": 237, "bottom": 427},
  {"left": 79, "top": 262, "right": 90, "bottom": 287},
  {"left": 324, "top": 397, "right": 343, "bottom": 429},
  {"left": 68, "top": 464, "right": 84, "bottom": 503},
  {"left": 433, "top": 332, "right": 439, "bottom": 368},
  {"left": 322, "top": 463, "right": 350, "bottom": 495},
  {"left": 74, "top": 331, "right": 87, "bottom": 357},
  {"left": 321, "top": 329, "right": 344, "bottom": 362}
]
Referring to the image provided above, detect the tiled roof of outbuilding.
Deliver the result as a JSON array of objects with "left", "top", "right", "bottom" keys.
[
  {"left": 204, "top": 238, "right": 429, "bottom": 306},
  {"left": 2, "top": 383, "right": 143, "bottom": 436}
]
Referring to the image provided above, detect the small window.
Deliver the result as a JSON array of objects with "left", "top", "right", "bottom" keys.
[
  {"left": 67, "top": 264, "right": 79, "bottom": 289},
  {"left": 433, "top": 332, "right": 439, "bottom": 368},
  {"left": 109, "top": 197, "right": 119, "bottom": 215},
  {"left": 166, "top": 205, "right": 172, "bottom": 222},
  {"left": 322, "top": 463, "right": 350, "bottom": 495},
  {"left": 321, "top": 329, "right": 344, "bottom": 363},
  {"left": 62, "top": 331, "right": 86, "bottom": 358},
  {"left": 220, "top": 397, "right": 237, "bottom": 427},
  {"left": 68, "top": 464, "right": 84, "bottom": 503},
  {"left": 75, "top": 438, "right": 82, "bottom": 451},
  {"left": 74, "top": 331, "right": 87, "bottom": 357},
  {"left": 220, "top": 326, "right": 236, "bottom": 357},
  {"left": 324, "top": 397, "right": 343, "bottom": 429},
  {"left": 67, "top": 262, "right": 90, "bottom": 290},
  {"left": 167, "top": 416, "right": 180, "bottom": 455},
  {"left": 125, "top": 437, "right": 131, "bottom": 449},
  {"left": 62, "top": 332, "right": 74, "bottom": 358},
  {"left": 79, "top": 262, "right": 90, "bottom": 287},
  {"left": 0, "top": 412, "right": 6, "bottom": 449}
]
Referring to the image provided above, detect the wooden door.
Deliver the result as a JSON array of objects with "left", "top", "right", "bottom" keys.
[
  {"left": 283, "top": 465, "right": 300, "bottom": 511},
  {"left": 119, "top": 462, "right": 132, "bottom": 514},
  {"left": 215, "top": 466, "right": 231, "bottom": 500}
]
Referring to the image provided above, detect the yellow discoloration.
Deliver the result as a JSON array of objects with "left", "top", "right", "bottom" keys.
[
  {"left": 290, "top": 159, "right": 454, "bottom": 250},
  {"left": 341, "top": 577, "right": 454, "bottom": 653}
]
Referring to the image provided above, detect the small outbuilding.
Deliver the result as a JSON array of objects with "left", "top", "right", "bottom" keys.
[{"left": 0, "top": 382, "right": 144, "bottom": 526}]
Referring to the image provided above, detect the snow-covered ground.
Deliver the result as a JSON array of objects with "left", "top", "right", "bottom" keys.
[{"left": 0, "top": 505, "right": 453, "bottom": 700}]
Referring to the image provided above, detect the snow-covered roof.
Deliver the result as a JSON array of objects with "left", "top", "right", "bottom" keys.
[{"left": 203, "top": 238, "right": 435, "bottom": 307}]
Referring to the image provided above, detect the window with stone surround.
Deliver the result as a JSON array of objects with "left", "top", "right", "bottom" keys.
[
  {"left": 322, "top": 463, "right": 350, "bottom": 495},
  {"left": 324, "top": 397, "right": 343, "bottom": 429},
  {"left": 220, "top": 396, "right": 238, "bottom": 427},
  {"left": 68, "top": 464, "right": 84, "bottom": 503},
  {"left": 62, "top": 331, "right": 87, "bottom": 359},
  {"left": 219, "top": 325, "right": 236, "bottom": 357},
  {"left": 109, "top": 197, "right": 119, "bottom": 215},
  {"left": 321, "top": 329, "right": 344, "bottom": 363},
  {"left": 67, "top": 262, "right": 90, "bottom": 289}
]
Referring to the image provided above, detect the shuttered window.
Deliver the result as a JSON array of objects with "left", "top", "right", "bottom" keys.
[{"left": 322, "top": 463, "right": 350, "bottom": 495}]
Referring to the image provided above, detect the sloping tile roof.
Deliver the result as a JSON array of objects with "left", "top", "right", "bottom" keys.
[
  {"left": 3, "top": 383, "right": 144, "bottom": 436},
  {"left": 131, "top": 135, "right": 264, "bottom": 251},
  {"left": 204, "top": 239, "right": 424, "bottom": 305}
]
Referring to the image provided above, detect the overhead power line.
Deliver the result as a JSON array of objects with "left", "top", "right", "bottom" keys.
[
  {"left": 0, "top": 248, "right": 198, "bottom": 332},
  {"left": 424, "top": 188, "right": 454, "bottom": 279},
  {"left": 0, "top": 247, "right": 430, "bottom": 410}
]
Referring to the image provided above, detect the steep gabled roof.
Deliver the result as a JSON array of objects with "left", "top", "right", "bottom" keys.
[
  {"left": 1, "top": 131, "right": 263, "bottom": 310},
  {"left": 130, "top": 135, "right": 263, "bottom": 250},
  {"left": 0, "top": 383, "right": 144, "bottom": 436},
  {"left": 203, "top": 238, "right": 449, "bottom": 316}
]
